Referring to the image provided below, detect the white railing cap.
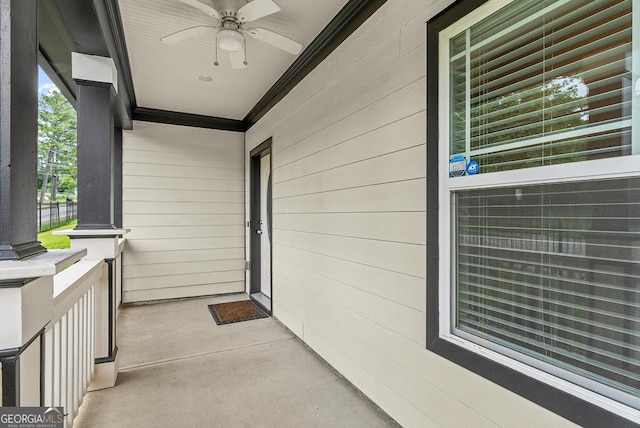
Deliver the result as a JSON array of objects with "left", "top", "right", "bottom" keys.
[
  {"left": 0, "top": 249, "right": 87, "bottom": 281},
  {"left": 53, "top": 228, "right": 130, "bottom": 237}
]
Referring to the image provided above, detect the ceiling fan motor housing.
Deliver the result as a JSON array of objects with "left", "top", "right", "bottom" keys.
[{"left": 214, "top": 0, "right": 247, "bottom": 17}]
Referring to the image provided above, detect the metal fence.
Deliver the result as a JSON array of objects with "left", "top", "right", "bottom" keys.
[{"left": 37, "top": 200, "right": 77, "bottom": 233}]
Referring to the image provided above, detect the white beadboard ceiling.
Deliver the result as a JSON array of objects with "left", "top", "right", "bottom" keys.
[{"left": 118, "top": 0, "right": 349, "bottom": 120}]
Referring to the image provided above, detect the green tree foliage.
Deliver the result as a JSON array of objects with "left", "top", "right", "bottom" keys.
[
  {"left": 475, "top": 76, "right": 589, "bottom": 173},
  {"left": 38, "top": 90, "right": 77, "bottom": 200},
  {"left": 57, "top": 176, "right": 77, "bottom": 194}
]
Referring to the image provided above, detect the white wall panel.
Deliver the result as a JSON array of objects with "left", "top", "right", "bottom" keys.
[
  {"left": 124, "top": 282, "right": 243, "bottom": 303},
  {"left": 274, "top": 145, "right": 426, "bottom": 199},
  {"left": 124, "top": 201, "right": 243, "bottom": 215},
  {"left": 274, "top": 244, "right": 425, "bottom": 312},
  {"left": 122, "top": 163, "right": 242, "bottom": 180},
  {"left": 126, "top": 236, "right": 242, "bottom": 252},
  {"left": 124, "top": 271, "right": 244, "bottom": 291},
  {"left": 244, "top": 0, "right": 577, "bottom": 426},
  {"left": 273, "top": 78, "right": 426, "bottom": 169},
  {"left": 276, "top": 262, "right": 426, "bottom": 344},
  {"left": 273, "top": 179, "right": 426, "bottom": 214},
  {"left": 123, "top": 121, "right": 244, "bottom": 302},
  {"left": 124, "top": 213, "right": 241, "bottom": 227},
  {"left": 125, "top": 225, "right": 245, "bottom": 240},
  {"left": 123, "top": 189, "right": 244, "bottom": 203},
  {"left": 276, "top": 229, "right": 425, "bottom": 279},
  {"left": 124, "top": 176, "right": 243, "bottom": 192},
  {"left": 123, "top": 248, "right": 244, "bottom": 266},
  {"left": 124, "top": 259, "right": 244, "bottom": 278},
  {"left": 274, "top": 112, "right": 425, "bottom": 183},
  {"left": 124, "top": 148, "right": 240, "bottom": 167},
  {"left": 274, "top": 212, "right": 425, "bottom": 245}
]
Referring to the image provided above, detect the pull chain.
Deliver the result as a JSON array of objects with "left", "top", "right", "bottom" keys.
[
  {"left": 243, "top": 37, "right": 248, "bottom": 66},
  {"left": 214, "top": 35, "right": 219, "bottom": 66}
]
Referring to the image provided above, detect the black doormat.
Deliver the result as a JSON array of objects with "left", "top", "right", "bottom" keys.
[{"left": 208, "top": 300, "right": 268, "bottom": 325}]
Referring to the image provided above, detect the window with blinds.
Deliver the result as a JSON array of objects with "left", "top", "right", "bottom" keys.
[
  {"left": 449, "top": 0, "right": 634, "bottom": 173},
  {"left": 441, "top": 0, "right": 640, "bottom": 412},
  {"left": 455, "top": 178, "right": 640, "bottom": 404}
]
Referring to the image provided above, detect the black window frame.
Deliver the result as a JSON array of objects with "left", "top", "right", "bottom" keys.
[{"left": 425, "top": 1, "right": 635, "bottom": 426}]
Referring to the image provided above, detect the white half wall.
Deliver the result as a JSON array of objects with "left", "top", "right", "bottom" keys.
[
  {"left": 245, "top": 0, "right": 577, "bottom": 426},
  {"left": 122, "top": 121, "right": 245, "bottom": 302}
]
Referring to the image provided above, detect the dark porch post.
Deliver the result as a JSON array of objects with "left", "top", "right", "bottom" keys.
[
  {"left": 0, "top": 0, "right": 46, "bottom": 260},
  {"left": 0, "top": 3, "right": 51, "bottom": 406},
  {"left": 75, "top": 79, "right": 115, "bottom": 230},
  {"left": 113, "top": 126, "right": 123, "bottom": 228}
]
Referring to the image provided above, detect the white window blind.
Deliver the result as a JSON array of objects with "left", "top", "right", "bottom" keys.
[
  {"left": 455, "top": 178, "right": 640, "bottom": 404},
  {"left": 449, "top": 0, "right": 634, "bottom": 173}
]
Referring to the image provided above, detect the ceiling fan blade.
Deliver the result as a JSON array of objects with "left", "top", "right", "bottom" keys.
[
  {"left": 228, "top": 50, "right": 247, "bottom": 69},
  {"left": 161, "top": 25, "right": 216, "bottom": 44},
  {"left": 237, "top": 0, "right": 280, "bottom": 23},
  {"left": 177, "top": 0, "right": 221, "bottom": 19},
  {"left": 245, "top": 27, "right": 302, "bottom": 55}
]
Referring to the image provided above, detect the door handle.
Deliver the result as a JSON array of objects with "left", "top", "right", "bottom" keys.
[{"left": 256, "top": 229, "right": 263, "bottom": 235}]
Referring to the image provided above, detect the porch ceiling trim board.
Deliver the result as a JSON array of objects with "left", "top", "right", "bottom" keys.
[
  {"left": 95, "top": 0, "right": 137, "bottom": 129},
  {"left": 37, "top": 53, "right": 76, "bottom": 108},
  {"left": 241, "top": 0, "right": 389, "bottom": 130},
  {"left": 38, "top": 0, "right": 109, "bottom": 102},
  {"left": 132, "top": 107, "right": 245, "bottom": 133}
]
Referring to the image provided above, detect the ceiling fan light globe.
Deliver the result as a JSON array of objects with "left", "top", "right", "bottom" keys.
[{"left": 218, "top": 29, "right": 244, "bottom": 52}]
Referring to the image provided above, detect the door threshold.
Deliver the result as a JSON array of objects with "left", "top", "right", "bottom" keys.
[{"left": 251, "top": 292, "right": 271, "bottom": 314}]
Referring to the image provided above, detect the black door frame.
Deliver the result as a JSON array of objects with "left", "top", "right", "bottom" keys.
[{"left": 249, "top": 138, "right": 273, "bottom": 314}]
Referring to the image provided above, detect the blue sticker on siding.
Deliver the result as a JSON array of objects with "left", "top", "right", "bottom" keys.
[
  {"left": 449, "top": 155, "right": 467, "bottom": 177},
  {"left": 466, "top": 160, "right": 479, "bottom": 175}
]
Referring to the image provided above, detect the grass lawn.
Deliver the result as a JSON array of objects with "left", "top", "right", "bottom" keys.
[{"left": 38, "top": 220, "right": 77, "bottom": 249}]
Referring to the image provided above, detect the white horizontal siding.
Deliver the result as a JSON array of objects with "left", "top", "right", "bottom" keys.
[
  {"left": 275, "top": 243, "right": 425, "bottom": 312},
  {"left": 123, "top": 282, "right": 244, "bottom": 303},
  {"left": 122, "top": 163, "right": 242, "bottom": 180},
  {"left": 123, "top": 247, "right": 244, "bottom": 263},
  {"left": 123, "top": 189, "right": 244, "bottom": 203},
  {"left": 123, "top": 121, "right": 244, "bottom": 302},
  {"left": 245, "top": 0, "right": 578, "bottom": 426},
  {"left": 274, "top": 145, "right": 426, "bottom": 199},
  {"left": 124, "top": 270, "right": 243, "bottom": 291},
  {"left": 124, "top": 213, "right": 240, "bottom": 227},
  {"left": 276, "top": 230, "right": 425, "bottom": 278},
  {"left": 124, "top": 176, "right": 243, "bottom": 192},
  {"left": 124, "top": 225, "right": 244, "bottom": 240},
  {"left": 274, "top": 212, "right": 425, "bottom": 245},
  {"left": 274, "top": 111, "right": 426, "bottom": 183},
  {"left": 273, "top": 179, "right": 426, "bottom": 213},
  {"left": 124, "top": 259, "right": 243, "bottom": 279},
  {"left": 124, "top": 202, "right": 242, "bottom": 215}
]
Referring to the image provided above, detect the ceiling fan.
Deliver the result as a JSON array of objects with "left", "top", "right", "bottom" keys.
[{"left": 161, "top": 0, "right": 302, "bottom": 69}]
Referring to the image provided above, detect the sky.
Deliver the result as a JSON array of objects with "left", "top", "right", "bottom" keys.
[{"left": 38, "top": 66, "right": 58, "bottom": 95}]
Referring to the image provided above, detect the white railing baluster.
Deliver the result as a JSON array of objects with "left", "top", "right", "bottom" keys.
[
  {"left": 89, "top": 285, "right": 95, "bottom": 383},
  {"left": 44, "top": 328, "right": 52, "bottom": 405},
  {"left": 60, "top": 313, "right": 68, "bottom": 416},
  {"left": 83, "top": 290, "right": 89, "bottom": 392},
  {"left": 76, "top": 293, "right": 87, "bottom": 406},
  {"left": 70, "top": 303, "right": 77, "bottom": 422},
  {"left": 53, "top": 320, "right": 62, "bottom": 406}
]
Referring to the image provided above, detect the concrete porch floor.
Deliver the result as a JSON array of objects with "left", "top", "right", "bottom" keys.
[{"left": 75, "top": 294, "right": 400, "bottom": 427}]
